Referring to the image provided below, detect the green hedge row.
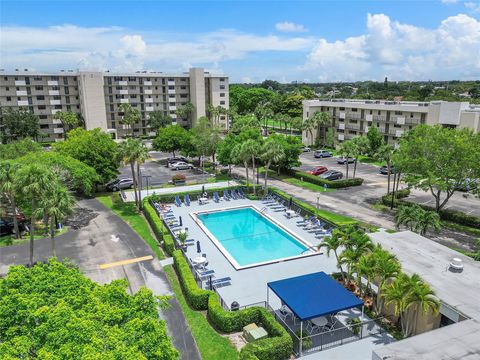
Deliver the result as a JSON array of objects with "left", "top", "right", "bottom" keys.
[
  {"left": 150, "top": 185, "right": 248, "bottom": 204},
  {"left": 172, "top": 250, "right": 292, "bottom": 359},
  {"left": 286, "top": 169, "right": 364, "bottom": 189},
  {"left": 142, "top": 198, "right": 175, "bottom": 256},
  {"left": 381, "top": 189, "right": 480, "bottom": 229}
]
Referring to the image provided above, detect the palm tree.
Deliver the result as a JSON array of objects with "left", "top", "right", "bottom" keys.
[
  {"left": 311, "top": 111, "right": 331, "bottom": 146},
  {"left": 395, "top": 205, "right": 419, "bottom": 231},
  {"left": 16, "top": 164, "right": 56, "bottom": 266},
  {"left": 232, "top": 143, "right": 251, "bottom": 189},
  {"left": 317, "top": 230, "right": 346, "bottom": 282},
  {"left": 260, "top": 139, "right": 285, "bottom": 190},
  {"left": 119, "top": 103, "right": 141, "bottom": 137},
  {"left": 254, "top": 101, "right": 274, "bottom": 130},
  {"left": 36, "top": 182, "right": 74, "bottom": 257},
  {"left": 414, "top": 208, "right": 441, "bottom": 236},
  {"left": 176, "top": 102, "right": 195, "bottom": 123},
  {"left": 118, "top": 139, "right": 144, "bottom": 209},
  {"left": 135, "top": 142, "right": 150, "bottom": 211},
  {"left": 408, "top": 278, "right": 440, "bottom": 336},
  {"left": 350, "top": 136, "right": 369, "bottom": 178},
  {"left": 302, "top": 116, "right": 316, "bottom": 145},
  {"left": 242, "top": 139, "right": 262, "bottom": 195},
  {"left": 337, "top": 140, "right": 356, "bottom": 179},
  {"left": 375, "top": 144, "right": 395, "bottom": 194},
  {"left": 289, "top": 117, "right": 302, "bottom": 136},
  {"left": 355, "top": 254, "right": 376, "bottom": 297},
  {"left": 371, "top": 245, "right": 401, "bottom": 314},
  {"left": 207, "top": 104, "right": 221, "bottom": 125},
  {"left": 147, "top": 111, "right": 172, "bottom": 136},
  {"left": 53, "top": 111, "right": 79, "bottom": 139},
  {"left": 0, "top": 162, "right": 21, "bottom": 239},
  {"left": 339, "top": 229, "right": 374, "bottom": 286}
]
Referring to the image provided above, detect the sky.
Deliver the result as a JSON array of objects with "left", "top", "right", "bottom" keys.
[{"left": 1, "top": 0, "right": 479, "bottom": 83}]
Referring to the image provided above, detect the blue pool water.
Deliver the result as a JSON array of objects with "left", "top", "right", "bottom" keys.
[{"left": 197, "top": 207, "right": 308, "bottom": 267}]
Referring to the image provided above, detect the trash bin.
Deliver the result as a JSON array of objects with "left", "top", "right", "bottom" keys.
[{"left": 231, "top": 301, "right": 240, "bottom": 311}]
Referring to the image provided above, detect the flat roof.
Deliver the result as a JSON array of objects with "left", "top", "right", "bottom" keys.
[
  {"left": 370, "top": 230, "right": 480, "bottom": 360},
  {"left": 268, "top": 271, "right": 363, "bottom": 321}
]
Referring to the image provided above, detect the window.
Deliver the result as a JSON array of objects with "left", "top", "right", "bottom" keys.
[
  {"left": 38, "top": 105, "right": 46, "bottom": 110},
  {"left": 395, "top": 111, "right": 403, "bottom": 115},
  {"left": 169, "top": 102, "right": 176, "bottom": 106},
  {"left": 34, "top": 77, "right": 42, "bottom": 81},
  {"left": 131, "top": 94, "right": 137, "bottom": 99},
  {"left": 4, "top": 76, "right": 8, "bottom": 81},
  {"left": 351, "top": 108, "right": 357, "bottom": 112},
  {"left": 180, "top": 86, "right": 186, "bottom": 90},
  {"left": 168, "top": 78, "right": 174, "bottom": 81},
  {"left": 220, "top": 85, "right": 225, "bottom": 90},
  {"left": 180, "top": 94, "right": 187, "bottom": 98},
  {"left": 64, "top": 87, "right": 69, "bottom": 95},
  {"left": 378, "top": 111, "right": 381, "bottom": 115},
  {"left": 168, "top": 85, "right": 174, "bottom": 90},
  {"left": 6, "top": 96, "right": 11, "bottom": 101},
  {"left": 54, "top": 105, "right": 62, "bottom": 109},
  {"left": 220, "top": 93, "right": 225, "bottom": 97},
  {"left": 53, "top": 95, "right": 61, "bottom": 100},
  {"left": 51, "top": 76, "right": 59, "bottom": 81},
  {"left": 40, "top": 124, "right": 49, "bottom": 129},
  {"left": 107, "top": 78, "right": 112, "bottom": 85},
  {"left": 128, "top": 77, "right": 136, "bottom": 81},
  {"left": 63, "top": 78, "right": 69, "bottom": 85},
  {"left": 35, "top": 86, "right": 43, "bottom": 91},
  {"left": 66, "top": 105, "right": 71, "bottom": 111},
  {"left": 114, "top": 76, "right": 123, "bottom": 81},
  {"left": 220, "top": 101, "right": 225, "bottom": 105},
  {"left": 339, "top": 107, "right": 345, "bottom": 111},
  {"left": 129, "top": 86, "right": 136, "bottom": 90},
  {"left": 37, "top": 95, "right": 45, "bottom": 100},
  {"left": 39, "top": 115, "right": 47, "bottom": 119},
  {"left": 110, "top": 105, "right": 114, "bottom": 111},
  {"left": 220, "top": 78, "right": 225, "bottom": 82},
  {"left": 66, "top": 96, "right": 70, "bottom": 104},
  {"left": 5, "top": 87, "right": 9, "bottom": 91}
]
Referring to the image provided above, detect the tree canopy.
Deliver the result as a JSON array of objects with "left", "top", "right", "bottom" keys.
[
  {"left": 0, "top": 138, "right": 42, "bottom": 160},
  {"left": 152, "top": 125, "right": 191, "bottom": 156},
  {"left": 0, "top": 109, "right": 41, "bottom": 143},
  {"left": 53, "top": 128, "right": 119, "bottom": 184},
  {"left": 0, "top": 259, "right": 178, "bottom": 359}
]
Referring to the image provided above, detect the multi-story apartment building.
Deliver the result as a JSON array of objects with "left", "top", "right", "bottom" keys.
[
  {"left": 302, "top": 99, "right": 480, "bottom": 146},
  {"left": 0, "top": 68, "right": 229, "bottom": 141}
]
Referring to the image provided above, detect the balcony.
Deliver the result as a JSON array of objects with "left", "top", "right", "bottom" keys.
[
  {"left": 49, "top": 90, "right": 60, "bottom": 96},
  {"left": 120, "top": 98, "right": 129, "bottom": 104},
  {"left": 53, "top": 127, "right": 64, "bottom": 134},
  {"left": 346, "top": 113, "right": 361, "bottom": 120},
  {"left": 15, "top": 80, "right": 27, "bottom": 86},
  {"left": 346, "top": 123, "right": 360, "bottom": 130},
  {"left": 145, "top": 98, "right": 153, "bottom": 103},
  {"left": 118, "top": 81, "right": 128, "bottom": 86},
  {"left": 119, "top": 89, "right": 128, "bottom": 95},
  {"left": 50, "top": 100, "right": 61, "bottom": 105},
  {"left": 338, "top": 123, "right": 345, "bottom": 130},
  {"left": 169, "top": 105, "right": 177, "bottom": 111},
  {"left": 171, "top": 113, "right": 177, "bottom": 119},
  {"left": 144, "top": 81, "right": 152, "bottom": 86},
  {"left": 17, "top": 100, "right": 29, "bottom": 106},
  {"left": 394, "top": 116, "right": 406, "bottom": 125},
  {"left": 339, "top": 112, "right": 346, "bottom": 119},
  {"left": 47, "top": 80, "right": 58, "bottom": 86},
  {"left": 366, "top": 114, "right": 373, "bottom": 122},
  {"left": 168, "top": 89, "right": 176, "bottom": 94},
  {"left": 338, "top": 134, "right": 345, "bottom": 141},
  {"left": 52, "top": 119, "right": 62, "bottom": 125},
  {"left": 364, "top": 126, "right": 369, "bottom": 133},
  {"left": 373, "top": 115, "right": 386, "bottom": 122},
  {"left": 145, "top": 106, "right": 154, "bottom": 112},
  {"left": 144, "top": 89, "right": 153, "bottom": 94},
  {"left": 16, "top": 90, "right": 27, "bottom": 96},
  {"left": 168, "top": 81, "right": 175, "bottom": 86},
  {"left": 51, "top": 109, "right": 61, "bottom": 115}
]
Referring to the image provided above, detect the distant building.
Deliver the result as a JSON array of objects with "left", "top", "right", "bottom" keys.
[
  {"left": 0, "top": 68, "right": 229, "bottom": 141},
  {"left": 302, "top": 99, "right": 480, "bottom": 146}
]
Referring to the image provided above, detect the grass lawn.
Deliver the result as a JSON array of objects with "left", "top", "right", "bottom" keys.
[
  {"left": 0, "top": 226, "right": 68, "bottom": 248},
  {"left": 316, "top": 208, "right": 358, "bottom": 226},
  {"left": 164, "top": 265, "right": 239, "bottom": 360},
  {"left": 284, "top": 178, "right": 336, "bottom": 193},
  {"left": 96, "top": 194, "right": 165, "bottom": 259},
  {"left": 357, "top": 155, "right": 385, "bottom": 167}
]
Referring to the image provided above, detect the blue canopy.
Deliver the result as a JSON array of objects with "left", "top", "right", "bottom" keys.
[{"left": 267, "top": 271, "right": 363, "bottom": 321}]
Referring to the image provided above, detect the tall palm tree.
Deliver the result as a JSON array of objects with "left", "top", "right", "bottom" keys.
[
  {"left": 36, "top": 182, "right": 74, "bottom": 256},
  {"left": 302, "top": 116, "right": 316, "bottom": 145},
  {"left": 355, "top": 253, "right": 376, "bottom": 297},
  {"left": 371, "top": 245, "right": 401, "bottom": 313},
  {"left": 311, "top": 111, "right": 331, "bottom": 146},
  {"left": 0, "top": 162, "right": 21, "bottom": 239},
  {"left": 232, "top": 143, "right": 251, "bottom": 189},
  {"left": 415, "top": 208, "right": 441, "bottom": 236},
  {"left": 135, "top": 142, "right": 150, "bottom": 211},
  {"left": 337, "top": 140, "right": 356, "bottom": 179},
  {"left": 375, "top": 144, "right": 395, "bottom": 194},
  {"left": 242, "top": 139, "right": 262, "bottom": 195},
  {"left": 53, "top": 111, "right": 79, "bottom": 139},
  {"left": 119, "top": 103, "right": 141, "bottom": 137},
  {"left": 395, "top": 205, "right": 419, "bottom": 231},
  {"left": 350, "top": 136, "right": 370, "bottom": 178},
  {"left": 260, "top": 139, "right": 285, "bottom": 190},
  {"left": 16, "top": 164, "right": 56, "bottom": 266},
  {"left": 317, "top": 230, "right": 346, "bottom": 282},
  {"left": 118, "top": 139, "right": 144, "bottom": 209},
  {"left": 408, "top": 278, "right": 440, "bottom": 336}
]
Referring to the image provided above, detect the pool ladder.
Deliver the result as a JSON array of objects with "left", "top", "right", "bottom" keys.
[
  {"left": 302, "top": 245, "right": 319, "bottom": 254},
  {"left": 260, "top": 207, "right": 267, "bottom": 214}
]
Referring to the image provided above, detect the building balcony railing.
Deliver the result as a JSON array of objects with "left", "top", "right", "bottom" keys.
[{"left": 373, "top": 115, "right": 386, "bottom": 121}]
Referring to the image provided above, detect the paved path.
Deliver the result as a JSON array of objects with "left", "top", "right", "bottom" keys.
[
  {"left": 0, "top": 198, "right": 201, "bottom": 360},
  {"left": 124, "top": 180, "right": 236, "bottom": 202}
]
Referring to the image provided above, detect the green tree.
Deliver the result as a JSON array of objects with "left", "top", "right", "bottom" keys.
[
  {"left": 366, "top": 126, "right": 384, "bottom": 156},
  {"left": 395, "top": 205, "right": 441, "bottom": 235},
  {"left": 0, "top": 138, "right": 42, "bottom": 160},
  {"left": 350, "top": 136, "right": 370, "bottom": 178},
  {"left": 242, "top": 139, "right": 262, "bottom": 195},
  {"left": 311, "top": 111, "right": 331, "bottom": 146},
  {"left": 232, "top": 142, "right": 251, "bottom": 188},
  {"left": 375, "top": 144, "right": 395, "bottom": 194},
  {"left": 16, "top": 164, "right": 57, "bottom": 266},
  {"left": 217, "top": 134, "right": 239, "bottom": 175},
  {"left": 229, "top": 86, "right": 278, "bottom": 114},
  {"left": 371, "top": 246, "right": 401, "bottom": 314},
  {"left": 0, "top": 161, "right": 21, "bottom": 238},
  {"left": 230, "top": 114, "right": 261, "bottom": 133},
  {"left": 317, "top": 230, "right": 346, "bottom": 281},
  {"left": 152, "top": 125, "right": 191, "bottom": 157},
  {"left": 280, "top": 94, "right": 304, "bottom": 118},
  {"left": 119, "top": 103, "right": 141, "bottom": 137},
  {"left": 395, "top": 205, "right": 419, "bottom": 231},
  {"left": 260, "top": 138, "right": 285, "bottom": 189},
  {"left": 1, "top": 108, "right": 41, "bottom": 143},
  {"left": 53, "top": 128, "right": 119, "bottom": 184},
  {"left": 394, "top": 125, "right": 480, "bottom": 211},
  {"left": 176, "top": 102, "right": 195, "bottom": 122},
  {"left": 269, "top": 134, "right": 302, "bottom": 172},
  {"left": 302, "top": 116, "right": 316, "bottom": 146},
  {"left": 337, "top": 140, "right": 356, "bottom": 179},
  {"left": 254, "top": 101, "right": 274, "bottom": 129},
  {"left": 36, "top": 182, "right": 74, "bottom": 256},
  {"left": 53, "top": 111, "right": 79, "bottom": 139},
  {"left": 191, "top": 117, "right": 221, "bottom": 165},
  {"left": 289, "top": 117, "right": 303, "bottom": 135},
  {"left": 147, "top": 111, "right": 172, "bottom": 136}
]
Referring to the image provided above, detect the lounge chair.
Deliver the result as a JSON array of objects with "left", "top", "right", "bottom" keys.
[
  {"left": 213, "top": 191, "right": 220, "bottom": 203},
  {"left": 223, "top": 190, "right": 230, "bottom": 201},
  {"left": 175, "top": 195, "right": 182, "bottom": 207},
  {"left": 278, "top": 305, "right": 294, "bottom": 323},
  {"left": 211, "top": 277, "right": 232, "bottom": 288},
  {"left": 230, "top": 189, "right": 238, "bottom": 200},
  {"left": 238, "top": 188, "right": 246, "bottom": 198},
  {"left": 184, "top": 194, "right": 191, "bottom": 206}
]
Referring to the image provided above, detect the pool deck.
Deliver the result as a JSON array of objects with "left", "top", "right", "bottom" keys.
[{"left": 166, "top": 197, "right": 339, "bottom": 308}]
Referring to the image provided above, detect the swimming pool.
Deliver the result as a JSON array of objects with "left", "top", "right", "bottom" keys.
[{"left": 194, "top": 206, "right": 313, "bottom": 269}]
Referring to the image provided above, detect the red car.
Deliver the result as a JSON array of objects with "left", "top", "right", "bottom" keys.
[{"left": 308, "top": 166, "right": 328, "bottom": 176}]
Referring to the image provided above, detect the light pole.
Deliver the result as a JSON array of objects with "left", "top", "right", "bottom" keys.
[
  {"left": 316, "top": 196, "right": 320, "bottom": 218},
  {"left": 142, "top": 175, "right": 152, "bottom": 196}
]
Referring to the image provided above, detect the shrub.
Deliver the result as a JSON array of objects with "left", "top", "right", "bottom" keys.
[
  {"left": 286, "top": 169, "right": 364, "bottom": 189},
  {"left": 143, "top": 198, "right": 176, "bottom": 255},
  {"left": 149, "top": 185, "right": 250, "bottom": 204},
  {"left": 172, "top": 173, "right": 186, "bottom": 182},
  {"left": 164, "top": 234, "right": 175, "bottom": 256},
  {"left": 208, "top": 295, "right": 260, "bottom": 333}
]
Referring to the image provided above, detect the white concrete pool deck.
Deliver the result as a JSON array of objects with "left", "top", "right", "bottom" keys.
[{"left": 166, "top": 197, "right": 339, "bottom": 308}]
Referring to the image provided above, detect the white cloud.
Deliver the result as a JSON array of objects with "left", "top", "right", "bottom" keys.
[
  {"left": 302, "top": 13, "right": 480, "bottom": 81},
  {"left": 275, "top": 21, "right": 308, "bottom": 33},
  {"left": 441, "top": 0, "right": 459, "bottom": 3},
  {"left": 464, "top": 1, "right": 480, "bottom": 12}
]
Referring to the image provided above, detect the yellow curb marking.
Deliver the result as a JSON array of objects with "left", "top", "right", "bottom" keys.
[{"left": 99, "top": 255, "right": 153, "bottom": 269}]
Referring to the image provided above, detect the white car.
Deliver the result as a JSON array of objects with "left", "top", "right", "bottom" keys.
[{"left": 170, "top": 161, "right": 194, "bottom": 170}]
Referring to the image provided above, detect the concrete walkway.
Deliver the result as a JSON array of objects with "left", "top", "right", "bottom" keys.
[
  {"left": 124, "top": 180, "right": 236, "bottom": 202},
  {"left": 0, "top": 198, "right": 201, "bottom": 360}
]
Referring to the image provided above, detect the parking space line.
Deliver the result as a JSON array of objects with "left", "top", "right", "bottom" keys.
[{"left": 99, "top": 255, "right": 153, "bottom": 269}]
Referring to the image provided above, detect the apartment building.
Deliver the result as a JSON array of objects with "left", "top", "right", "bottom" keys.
[
  {"left": 302, "top": 99, "right": 480, "bottom": 146},
  {"left": 0, "top": 68, "right": 229, "bottom": 141}
]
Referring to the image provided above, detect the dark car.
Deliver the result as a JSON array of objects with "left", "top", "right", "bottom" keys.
[
  {"left": 379, "top": 165, "right": 397, "bottom": 175},
  {"left": 320, "top": 170, "right": 343, "bottom": 181},
  {"left": 308, "top": 166, "right": 328, "bottom": 176},
  {"left": 337, "top": 157, "right": 355, "bottom": 164},
  {"left": 314, "top": 150, "right": 333, "bottom": 158},
  {"left": 0, "top": 219, "right": 14, "bottom": 236},
  {"left": 106, "top": 178, "right": 134, "bottom": 191}
]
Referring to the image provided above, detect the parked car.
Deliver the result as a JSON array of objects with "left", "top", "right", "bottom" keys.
[
  {"left": 314, "top": 150, "right": 333, "bottom": 158},
  {"left": 106, "top": 178, "right": 134, "bottom": 191},
  {"left": 456, "top": 178, "right": 479, "bottom": 192},
  {"left": 379, "top": 165, "right": 397, "bottom": 175},
  {"left": 308, "top": 166, "right": 328, "bottom": 176},
  {"left": 300, "top": 146, "right": 311, "bottom": 152},
  {"left": 166, "top": 156, "right": 187, "bottom": 167},
  {"left": 337, "top": 157, "right": 355, "bottom": 164},
  {"left": 320, "top": 170, "right": 343, "bottom": 181},
  {"left": 170, "top": 161, "right": 194, "bottom": 170},
  {"left": 0, "top": 219, "right": 14, "bottom": 236}
]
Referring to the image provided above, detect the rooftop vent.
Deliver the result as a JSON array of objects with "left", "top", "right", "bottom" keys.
[{"left": 449, "top": 258, "right": 463, "bottom": 272}]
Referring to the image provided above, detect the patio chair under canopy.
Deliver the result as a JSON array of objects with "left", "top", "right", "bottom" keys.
[{"left": 267, "top": 271, "right": 364, "bottom": 355}]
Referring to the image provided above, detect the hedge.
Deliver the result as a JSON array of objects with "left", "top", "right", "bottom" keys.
[
  {"left": 143, "top": 198, "right": 175, "bottom": 256},
  {"left": 382, "top": 189, "right": 480, "bottom": 229},
  {"left": 172, "top": 250, "right": 292, "bottom": 359},
  {"left": 286, "top": 169, "right": 364, "bottom": 189},
  {"left": 150, "top": 184, "right": 249, "bottom": 204}
]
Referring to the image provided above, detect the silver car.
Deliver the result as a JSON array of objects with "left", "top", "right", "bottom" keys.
[
  {"left": 106, "top": 178, "right": 134, "bottom": 191},
  {"left": 170, "top": 161, "right": 194, "bottom": 170}
]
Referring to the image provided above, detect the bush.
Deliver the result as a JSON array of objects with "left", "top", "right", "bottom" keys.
[
  {"left": 143, "top": 198, "right": 176, "bottom": 255},
  {"left": 150, "top": 185, "right": 250, "bottom": 204},
  {"left": 287, "top": 169, "right": 364, "bottom": 189},
  {"left": 164, "top": 234, "right": 175, "bottom": 256},
  {"left": 172, "top": 174, "right": 186, "bottom": 181}
]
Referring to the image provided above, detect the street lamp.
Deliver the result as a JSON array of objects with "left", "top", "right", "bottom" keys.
[
  {"left": 142, "top": 175, "right": 152, "bottom": 196},
  {"left": 316, "top": 196, "right": 320, "bottom": 217}
]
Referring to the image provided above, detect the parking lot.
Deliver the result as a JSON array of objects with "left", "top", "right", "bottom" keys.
[{"left": 117, "top": 151, "right": 210, "bottom": 187}]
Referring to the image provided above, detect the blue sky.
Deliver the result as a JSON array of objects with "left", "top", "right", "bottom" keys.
[{"left": 1, "top": 0, "right": 479, "bottom": 82}]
